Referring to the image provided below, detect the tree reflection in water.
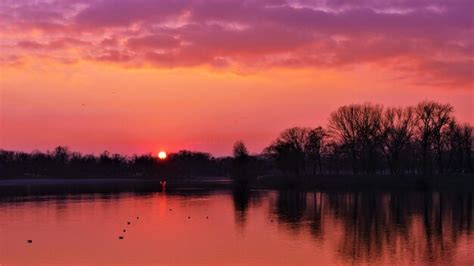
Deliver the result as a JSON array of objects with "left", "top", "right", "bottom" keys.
[
  {"left": 232, "top": 188, "right": 263, "bottom": 230},
  {"left": 232, "top": 189, "right": 473, "bottom": 264}
]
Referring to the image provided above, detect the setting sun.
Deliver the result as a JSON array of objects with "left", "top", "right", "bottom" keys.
[{"left": 158, "top": 151, "right": 167, "bottom": 160}]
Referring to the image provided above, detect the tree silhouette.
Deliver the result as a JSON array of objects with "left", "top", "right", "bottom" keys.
[
  {"left": 264, "top": 127, "right": 310, "bottom": 178},
  {"left": 328, "top": 104, "right": 384, "bottom": 175},
  {"left": 381, "top": 106, "right": 416, "bottom": 175},
  {"left": 231, "top": 141, "right": 257, "bottom": 186},
  {"left": 328, "top": 105, "right": 362, "bottom": 174},
  {"left": 415, "top": 101, "right": 453, "bottom": 175},
  {"left": 305, "top": 127, "right": 326, "bottom": 175},
  {"left": 0, "top": 100, "right": 471, "bottom": 181}
]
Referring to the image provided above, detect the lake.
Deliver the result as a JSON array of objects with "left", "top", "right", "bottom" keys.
[{"left": 0, "top": 189, "right": 473, "bottom": 265}]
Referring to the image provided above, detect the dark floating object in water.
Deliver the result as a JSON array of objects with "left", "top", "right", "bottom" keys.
[
  {"left": 123, "top": 229, "right": 126, "bottom": 232},
  {"left": 136, "top": 217, "right": 139, "bottom": 220},
  {"left": 271, "top": 219, "right": 274, "bottom": 222},
  {"left": 206, "top": 216, "right": 209, "bottom": 219},
  {"left": 119, "top": 236, "right": 124, "bottom": 240},
  {"left": 127, "top": 222, "right": 131, "bottom": 225},
  {"left": 188, "top": 216, "right": 191, "bottom": 219},
  {"left": 169, "top": 208, "right": 172, "bottom": 211},
  {"left": 27, "top": 240, "right": 32, "bottom": 244}
]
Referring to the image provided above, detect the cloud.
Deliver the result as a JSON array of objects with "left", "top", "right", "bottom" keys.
[
  {"left": 417, "top": 59, "right": 474, "bottom": 87},
  {"left": 74, "top": 0, "right": 187, "bottom": 28},
  {"left": 127, "top": 34, "right": 181, "bottom": 50},
  {"left": 90, "top": 49, "right": 135, "bottom": 62},
  {"left": 1, "top": 0, "right": 472, "bottom": 88}
]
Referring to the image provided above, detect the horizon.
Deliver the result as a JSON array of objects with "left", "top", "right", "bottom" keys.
[
  {"left": 1, "top": 99, "right": 472, "bottom": 157},
  {"left": 1, "top": 0, "right": 473, "bottom": 156}
]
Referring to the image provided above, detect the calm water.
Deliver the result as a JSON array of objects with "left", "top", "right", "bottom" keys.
[{"left": 0, "top": 189, "right": 473, "bottom": 265}]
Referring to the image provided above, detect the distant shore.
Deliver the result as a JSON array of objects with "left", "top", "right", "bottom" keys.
[
  {"left": 0, "top": 177, "right": 231, "bottom": 187},
  {"left": 257, "top": 174, "right": 474, "bottom": 191},
  {"left": 0, "top": 178, "right": 232, "bottom": 197},
  {"left": 0, "top": 174, "right": 473, "bottom": 197}
]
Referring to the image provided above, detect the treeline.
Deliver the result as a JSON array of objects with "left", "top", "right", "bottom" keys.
[
  {"left": 0, "top": 100, "right": 472, "bottom": 180},
  {"left": 262, "top": 100, "right": 472, "bottom": 177},
  {"left": 0, "top": 148, "right": 232, "bottom": 179}
]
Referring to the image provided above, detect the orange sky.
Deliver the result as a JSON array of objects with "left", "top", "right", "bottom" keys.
[{"left": 0, "top": 0, "right": 473, "bottom": 155}]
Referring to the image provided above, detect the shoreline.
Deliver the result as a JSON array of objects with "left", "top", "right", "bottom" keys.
[
  {"left": 0, "top": 174, "right": 473, "bottom": 197},
  {"left": 0, "top": 177, "right": 233, "bottom": 187},
  {"left": 256, "top": 174, "right": 474, "bottom": 191},
  {"left": 0, "top": 178, "right": 233, "bottom": 197}
]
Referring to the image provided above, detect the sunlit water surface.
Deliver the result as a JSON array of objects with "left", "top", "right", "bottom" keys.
[{"left": 0, "top": 190, "right": 473, "bottom": 265}]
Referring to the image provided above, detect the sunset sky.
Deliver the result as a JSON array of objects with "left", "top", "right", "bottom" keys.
[{"left": 0, "top": 0, "right": 473, "bottom": 156}]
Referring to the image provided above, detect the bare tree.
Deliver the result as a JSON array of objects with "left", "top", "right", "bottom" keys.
[
  {"left": 461, "top": 124, "right": 473, "bottom": 173},
  {"left": 265, "top": 127, "right": 310, "bottom": 176},
  {"left": 444, "top": 120, "right": 462, "bottom": 173},
  {"left": 381, "top": 106, "right": 416, "bottom": 175},
  {"left": 329, "top": 103, "right": 384, "bottom": 174},
  {"left": 328, "top": 105, "right": 361, "bottom": 174},
  {"left": 447, "top": 123, "right": 474, "bottom": 173},
  {"left": 355, "top": 104, "right": 384, "bottom": 174},
  {"left": 279, "top": 127, "right": 309, "bottom": 152},
  {"left": 305, "top": 127, "right": 326, "bottom": 175},
  {"left": 415, "top": 101, "right": 453, "bottom": 175},
  {"left": 431, "top": 103, "right": 453, "bottom": 174}
]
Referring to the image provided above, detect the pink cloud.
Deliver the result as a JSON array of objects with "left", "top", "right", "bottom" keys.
[
  {"left": 127, "top": 34, "right": 181, "bottom": 50},
  {"left": 1, "top": 0, "right": 472, "bottom": 88},
  {"left": 16, "top": 38, "right": 90, "bottom": 50}
]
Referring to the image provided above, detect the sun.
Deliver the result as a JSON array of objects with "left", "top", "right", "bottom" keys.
[{"left": 158, "top": 151, "right": 167, "bottom": 160}]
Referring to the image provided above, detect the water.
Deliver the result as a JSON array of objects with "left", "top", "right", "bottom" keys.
[{"left": 0, "top": 189, "right": 473, "bottom": 265}]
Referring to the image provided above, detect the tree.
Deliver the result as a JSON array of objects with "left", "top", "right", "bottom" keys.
[
  {"left": 415, "top": 101, "right": 453, "bottom": 175},
  {"left": 431, "top": 103, "right": 453, "bottom": 174},
  {"left": 328, "top": 105, "right": 361, "bottom": 174},
  {"left": 381, "top": 106, "right": 416, "bottom": 174},
  {"left": 168, "top": 150, "right": 214, "bottom": 178},
  {"left": 445, "top": 121, "right": 473, "bottom": 173},
  {"left": 265, "top": 127, "right": 310, "bottom": 177},
  {"left": 52, "top": 146, "right": 70, "bottom": 177},
  {"left": 231, "top": 141, "right": 256, "bottom": 186},
  {"left": 355, "top": 104, "right": 384, "bottom": 174},
  {"left": 233, "top": 141, "right": 249, "bottom": 159},
  {"left": 328, "top": 104, "right": 384, "bottom": 175},
  {"left": 461, "top": 124, "right": 473, "bottom": 173},
  {"left": 305, "top": 127, "right": 326, "bottom": 175}
]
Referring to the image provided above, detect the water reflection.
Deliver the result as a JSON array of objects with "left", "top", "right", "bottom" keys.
[
  {"left": 263, "top": 190, "right": 474, "bottom": 264},
  {"left": 275, "top": 190, "right": 307, "bottom": 231},
  {"left": 0, "top": 189, "right": 472, "bottom": 265},
  {"left": 232, "top": 188, "right": 263, "bottom": 229},
  {"left": 232, "top": 188, "right": 251, "bottom": 228}
]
